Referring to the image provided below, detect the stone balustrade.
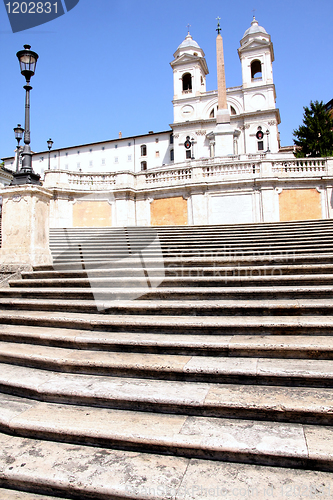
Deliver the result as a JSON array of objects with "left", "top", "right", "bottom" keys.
[{"left": 43, "top": 156, "right": 332, "bottom": 192}]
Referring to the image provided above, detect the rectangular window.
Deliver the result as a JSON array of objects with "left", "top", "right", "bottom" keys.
[
  {"left": 186, "top": 150, "right": 191, "bottom": 159},
  {"left": 128, "top": 155, "right": 132, "bottom": 161},
  {"left": 155, "top": 138, "right": 159, "bottom": 143},
  {"left": 102, "top": 158, "right": 105, "bottom": 165},
  {"left": 155, "top": 151, "right": 160, "bottom": 158},
  {"left": 128, "top": 142, "right": 131, "bottom": 147},
  {"left": 89, "top": 161, "right": 93, "bottom": 167},
  {"left": 170, "top": 134, "right": 174, "bottom": 144},
  {"left": 257, "top": 141, "right": 264, "bottom": 151},
  {"left": 114, "top": 157, "right": 118, "bottom": 163},
  {"left": 115, "top": 145, "right": 118, "bottom": 149},
  {"left": 77, "top": 162, "right": 80, "bottom": 169}
]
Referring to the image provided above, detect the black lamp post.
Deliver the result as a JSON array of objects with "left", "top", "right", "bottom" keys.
[
  {"left": 266, "top": 129, "right": 271, "bottom": 153},
  {"left": 13, "top": 124, "right": 24, "bottom": 173},
  {"left": 11, "top": 45, "right": 41, "bottom": 186},
  {"left": 47, "top": 138, "right": 53, "bottom": 170}
]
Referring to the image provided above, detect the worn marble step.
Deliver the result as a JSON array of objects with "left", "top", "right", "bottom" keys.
[
  {"left": 50, "top": 244, "right": 333, "bottom": 260},
  {"left": 1, "top": 341, "right": 333, "bottom": 385},
  {"left": 1, "top": 431, "right": 333, "bottom": 500},
  {"left": 21, "top": 263, "right": 333, "bottom": 280},
  {"left": 0, "top": 489, "right": 63, "bottom": 500},
  {"left": 4, "top": 285, "right": 333, "bottom": 301},
  {"left": 0, "top": 364, "right": 333, "bottom": 424},
  {"left": 34, "top": 253, "right": 333, "bottom": 271},
  {"left": 0, "top": 325, "right": 332, "bottom": 359},
  {"left": 0, "top": 310, "right": 333, "bottom": 335},
  {"left": 1, "top": 297, "right": 333, "bottom": 316},
  {"left": 8, "top": 274, "right": 333, "bottom": 289},
  {"left": 0, "top": 392, "right": 332, "bottom": 470}
]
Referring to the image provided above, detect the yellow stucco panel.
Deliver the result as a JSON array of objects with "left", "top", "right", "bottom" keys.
[
  {"left": 279, "top": 189, "right": 322, "bottom": 221},
  {"left": 151, "top": 197, "right": 188, "bottom": 226},
  {"left": 73, "top": 201, "right": 112, "bottom": 227}
]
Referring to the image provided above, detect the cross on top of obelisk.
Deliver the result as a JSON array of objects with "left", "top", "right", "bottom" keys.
[{"left": 216, "top": 16, "right": 221, "bottom": 35}]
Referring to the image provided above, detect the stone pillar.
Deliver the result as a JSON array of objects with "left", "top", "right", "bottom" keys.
[{"left": 0, "top": 185, "right": 53, "bottom": 267}]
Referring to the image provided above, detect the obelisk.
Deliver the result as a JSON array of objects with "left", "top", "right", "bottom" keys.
[{"left": 214, "top": 17, "right": 234, "bottom": 156}]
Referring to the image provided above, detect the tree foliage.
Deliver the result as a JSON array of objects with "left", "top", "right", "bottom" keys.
[{"left": 293, "top": 100, "right": 333, "bottom": 158}]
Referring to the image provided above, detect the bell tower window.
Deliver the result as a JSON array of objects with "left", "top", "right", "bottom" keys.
[
  {"left": 251, "top": 60, "right": 262, "bottom": 80},
  {"left": 182, "top": 73, "right": 192, "bottom": 92}
]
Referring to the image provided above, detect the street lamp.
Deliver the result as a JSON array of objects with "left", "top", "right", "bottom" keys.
[
  {"left": 11, "top": 44, "right": 41, "bottom": 185},
  {"left": 47, "top": 138, "right": 54, "bottom": 170},
  {"left": 266, "top": 129, "right": 271, "bottom": 153},
  {"left": 13, "top": 124, "right": 24, "bottom": 172}
]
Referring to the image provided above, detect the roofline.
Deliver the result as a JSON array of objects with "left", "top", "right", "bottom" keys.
[{"left": 1, "top": 129, "right": 173, "bottom": 161}]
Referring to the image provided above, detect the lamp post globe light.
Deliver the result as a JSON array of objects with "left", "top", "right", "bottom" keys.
[
  {"left": 11, "top": 45, "right": 41, "bottom": 186},
  {"left": 47, "top": 138, "right": 53, "bottom": 170},
  {"left": 13, "top": 124, "right": 24, "bottom": 172}
]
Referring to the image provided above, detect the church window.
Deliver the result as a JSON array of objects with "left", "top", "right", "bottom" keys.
[
  {"left": 170, "top": 149, "right": 174, "bottom": 162},
  {"left": 182, "top": 73, "right": 192, "bottom": 92},
  {"left": 230, "top": 106, "right": 237, "bottom": 115},
  {"left": 141, "top": 144, "right": 147, "bottom": 156},
  {"left": 257, "top": 141, "right": 264, "bottom": 151},
  {"left": 186, "top": 150, "right": 191, "bottom": 159},
  {"left": 128, "top": 142, "right": 131, "bottom": 147},
  {"left": 210, "top": 108, "right": 215, "bottom": 118},
  {"left": 170, "top": 134, "right": 174, "bottom": 144},
  {"left": 155, "top": 151, "right": 160, "bottom": 158},
  {"left": 251, "top": 60, "right": 262, "bottom": 80},
  {"left": 141, "top": 161, "right": 147, "bottom": 171}
]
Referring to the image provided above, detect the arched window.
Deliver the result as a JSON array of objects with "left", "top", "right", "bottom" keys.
[
  {"left": 209, "top": 108, "right": 215, "bottom": 118},
  {"left": 170, "top": 149, "right": 174, "bottom": 162},
  {"left": 141, "top": 161, "right": 147, "bottom": 171},
  {"left": 230, "top": 106, "right": 237, "bottom": 115},
  {"left": 251, "top": 60, "right": 262, "bottom": 80},
  {"left": 182, "top": 73, "right": 192, "bottom": 92},
  {"left": 141, "top": 144, "right": 147, "bottom": 156}
]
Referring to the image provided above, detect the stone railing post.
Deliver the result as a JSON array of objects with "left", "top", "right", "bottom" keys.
[{"left": 0, "top": 185, "right": 53, "bottom": 268}]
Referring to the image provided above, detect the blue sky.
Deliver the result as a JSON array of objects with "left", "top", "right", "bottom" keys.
[{"left": 1, "top": 0, "right": 332, "bottom": 160}]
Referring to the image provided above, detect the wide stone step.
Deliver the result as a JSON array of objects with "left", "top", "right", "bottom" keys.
[
  {"left": 1, "top": 325, "right": 332, "bottom": 359},
  {"left": 0, "top": 489, "right": 64, "bottom": 500},
  {"left": 1, "top": 341, "right": 333, "bottom": 385},
  {"left": 1, "top": 431, "right": 333, "bottom": 499},
  {"left": 34, "top": 252, "right": 333, "bottom": 271},
  {"left": 8, "top": 274, "right": 333, "bottom": 289},
  {"left": 1, "top": 364, "right": 333, "bottom": 424},
  {"left": 0, "top": 392, "right": 332, "bottom": 470},
  {"left": 2, "top": 285, "right": 333, "bottom": 301},
  {"left": 21, "top": 263, "right": 333, "bottom": 280},
  {"left": 0, "top": 310, "right": 333, "bottom": 335},
  {"left": 1, "top": 297, "right": 333, "bottom": 316}
]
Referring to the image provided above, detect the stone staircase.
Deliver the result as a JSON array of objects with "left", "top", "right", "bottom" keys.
[{"left": 0, "top": 220, "right": 332, "bottom": 498}]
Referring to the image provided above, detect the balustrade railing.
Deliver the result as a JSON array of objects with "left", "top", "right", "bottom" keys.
[
  {"left": 272, "top": 159, "right": 327, "bottom": 175},
  {"left": 68, "top": 172, "right": 116, "bottom": 190}
]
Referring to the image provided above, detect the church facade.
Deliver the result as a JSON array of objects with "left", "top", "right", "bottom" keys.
[{"left": 2, "top": 18, "right": 332, "bottom": 228}]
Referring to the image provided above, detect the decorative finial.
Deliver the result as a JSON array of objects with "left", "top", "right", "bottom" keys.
[
  {"left": 186, "top": 23, "right": 191, "bottom": 35},
  {"left": 252, "top": 8, "right": 256, "bottom": 20},
  {"left": 216, "top": 16, "right": 221, "bottom": 35}
]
